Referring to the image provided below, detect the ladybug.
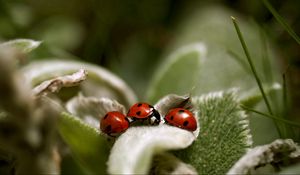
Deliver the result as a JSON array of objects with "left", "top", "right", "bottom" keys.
[
  {"left": 164, "top": 108, "right": 197, "bottom": 131},
  {"left": 100, "top": 111, "right": 129, "bottom": 136},
  {"left": 127, "top": 102, "right": 161, "bottom": 125}
]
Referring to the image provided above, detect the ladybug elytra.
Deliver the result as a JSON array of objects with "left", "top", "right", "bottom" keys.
[
  {"left": 127, "top": 102, "right": 161, "bottom": 125},
  {"left": 100, "top": 111, "right": 129, "bottom": 136},
  {"left": 164, "top": 108, "right": 197, "bottom": 131}
]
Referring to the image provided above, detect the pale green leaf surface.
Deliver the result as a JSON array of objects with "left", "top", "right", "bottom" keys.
[
  {"left": 59, "top": 112, "right": 109, "bottom": 174},
  {"left": 108, "top": 125, "right": 196, "bottom": 174},
  {"left": 147, "top": 43, "right": 206, "bottom": 103},
  {"left": 21, "top": 60, "right": 137, "bottom": 107},
  {"left": 0, "top": 39, "right": 41, "bottom": 53},
  {"left": 175, "top": 91, "right": 252, "bottom": 174}
]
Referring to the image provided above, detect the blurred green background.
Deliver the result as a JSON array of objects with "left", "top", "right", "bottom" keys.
[
  {"left": 1, "top": 0, "right": 299, "bottom": 136},
  {"left": 0, "top": 0, "right": 299, "bottom": 174},
  {"left": 0, "top": 0, "right": 299, "bottom": 99}
]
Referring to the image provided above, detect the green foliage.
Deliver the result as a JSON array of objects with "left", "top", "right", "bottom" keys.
[
  {"left": 175, "top": 91, "right": 252, "bottom": 174},
  {"left": 0, "top": 1, "right": 299, "bottom": 174},
  {"left": 147, "top": 43, "right": 205, "bottom": 103},
  {"left": 58, "top": 112, "right": 109, "bottom": 174},
  {"left": 168, "top": 6, "right": 279, "bottom": 94}
]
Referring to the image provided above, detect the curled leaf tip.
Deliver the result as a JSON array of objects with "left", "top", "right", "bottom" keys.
[
  {"left": 32, "top": 69, "right": 88, "bottom": 96},
  {"left": 0, "top": 39, "right": 42, "bottom": 53},
  {"left": 108, "top": 125, "right": 196, "bottom": 174},
  {"left": 155, "top": 94, "right": 191, "bottom": 116}
]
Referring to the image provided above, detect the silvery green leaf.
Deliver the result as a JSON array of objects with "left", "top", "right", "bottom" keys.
[
  {"left": 0, "top": 39, "right": 41, "bottom": 53},
  {"left": 108, "top": 125, "right": 196, "bottom": 174},
  {"left": 58, "top": 112, "right": 109, "bottom": 174},
  {"left": 154, "top": 94, "right": 191, "bottom": 116},
  {"left": 147, "top": 43, "right": 206, "bottom": 103},
  {"left": 227, "top": 139, "right": 300, "bottom": 174},
  {"left": 239, "top": 83, "right": 281, "bottom": 107},
  {"left": 66, "top": 94, "right": 126, "bottom": 129},
  {"left": 21, "top": 59, "right": 137, "bottom": 107},
  {"left": 150, "top": 153, "right": 198, "bottom": 175},
  {"left": 175, "top": 91, "right": 252, "bottom": 174},
  {"left": 32, "top": 69, "right": 88, "bottom": 96}
]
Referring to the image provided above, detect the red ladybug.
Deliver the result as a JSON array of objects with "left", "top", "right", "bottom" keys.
[
  {"left": 100, "top": 111, "right": 129, "bottom": 136},
  {"left": 127, "top": 102, "right": 160, "bottom": 125},
  {"left": 164, "top": 108, "right": 197, "bottom": 131}
]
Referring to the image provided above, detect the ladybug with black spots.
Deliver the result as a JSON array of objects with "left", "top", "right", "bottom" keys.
[
  {"left": 100, "top": 111, "right": 130, "bottom": 136},
  {"left": 164, "top": 108, "right": 197, "bottom": 131},
  {"left": 127, "top": 102, "right": 161, "bottom": 125}
]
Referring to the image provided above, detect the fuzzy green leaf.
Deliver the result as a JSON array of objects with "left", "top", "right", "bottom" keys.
[
  {"left": 175, "top": 91, "right": 252, "bottom": 174},
  {"left": 147, "top": 43, "right": 206, "bottom": 103},
  {"left": 108, "top": 125, "right": 196, "bottom": 174},
  {"left": 58, "top": 112, "right": 109, "bottom": 174},
  {"left": 0, "top": 39, "right": 41, "bottom": 53}
]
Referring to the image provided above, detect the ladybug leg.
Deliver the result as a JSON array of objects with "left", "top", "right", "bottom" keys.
[
  {"left": 149, "top": 109, "right": 161, "bottom": 125},
  {"left": 127, "top": 116, "right": 135, "bottom": 123}
]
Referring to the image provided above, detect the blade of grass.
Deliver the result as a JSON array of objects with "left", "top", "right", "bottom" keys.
[
  {"left": 282, "top": 72, "right": 297, "bottom": 139},
  {"left": 231, "top": 16, "right": 282, "bottom": 137},
  {"left": 262, "top": 0, "right": 300, "bottom": 45},
  {"left": 231, "top": 16, "right": 273, "bottom": 115},
  {"left": 241, "top": 105, "right": 300, "bottom": 128},
  {"left": 282, "top": 73, "right": 289, "bottom": 115}
]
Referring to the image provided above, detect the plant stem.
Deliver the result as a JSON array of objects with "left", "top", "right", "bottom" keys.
[{"left": 241, "top": 105, "right": 300, "bottom": 128}]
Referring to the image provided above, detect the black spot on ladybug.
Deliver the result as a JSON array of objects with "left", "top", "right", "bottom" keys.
[
  {"left": 137, "top": 103, "right": 142, "bottom": 107},
  {"left": 170, "top": 116, "right": 174, "bottom": 120},
  {"left": 136, "top": 111, "right": 141, "bottom": 116},
  {"left": 178, "top": 109, "right": 185, "bottom": 113},
  {"left": 104, "top": 114, "right": 108, "bottom": 119},
  {"left": 106, "top": 125, "right": 112, "bottom": 132},
  {"left": 183, "top": 121, "right": 189, "bottom": 126}
]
